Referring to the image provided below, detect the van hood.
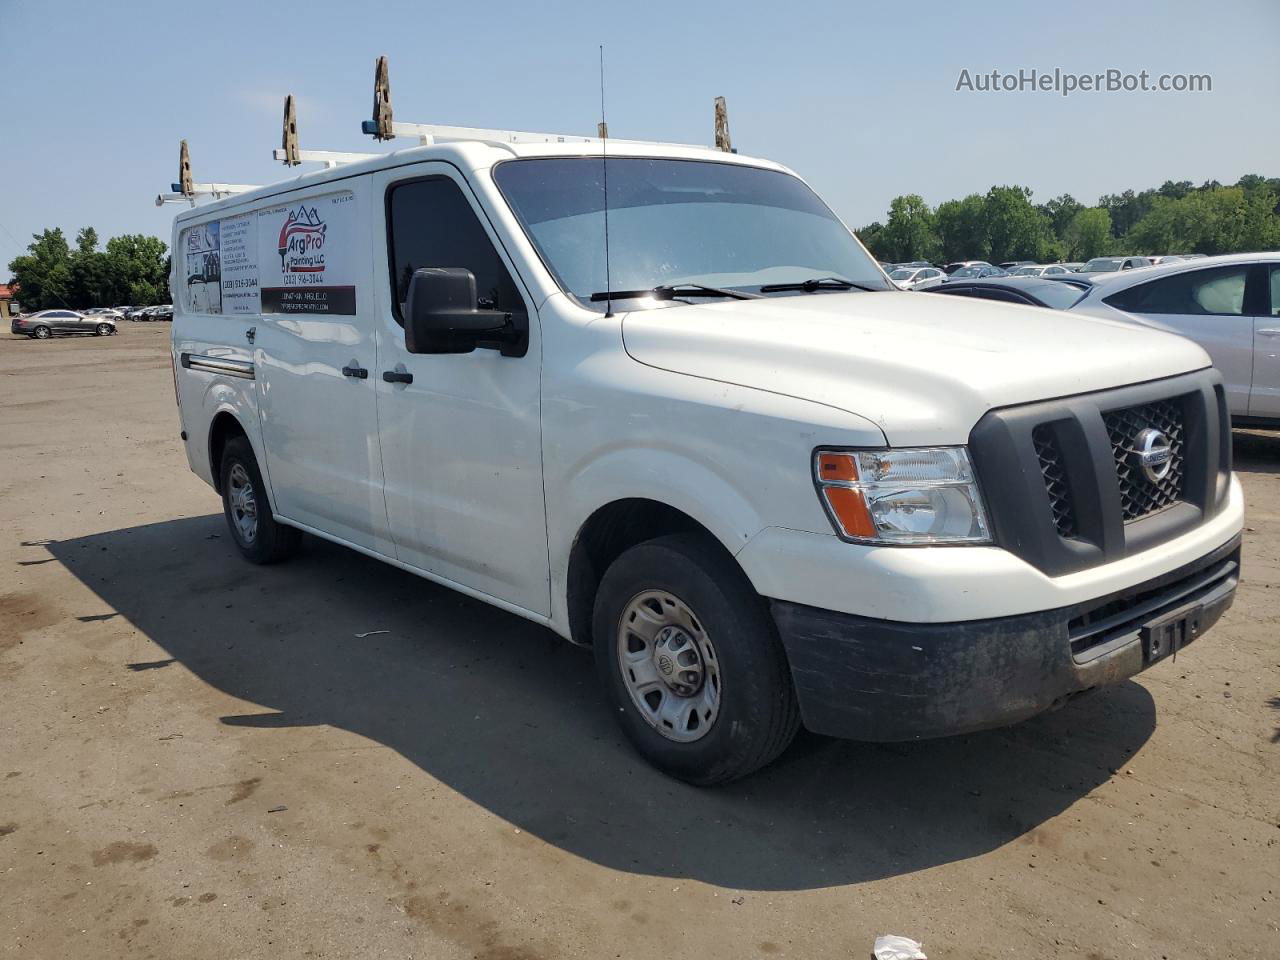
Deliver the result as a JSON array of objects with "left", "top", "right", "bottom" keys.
[{"left": 620, "top": 291, "right": 1210, "bottom": 446}]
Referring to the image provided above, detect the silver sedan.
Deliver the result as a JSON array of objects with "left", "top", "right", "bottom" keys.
[
  {"left": 10, "top": 309, "right": 117, "bottom": 339},
  {"left": 889, "top": 267, "right": 947, "bottom": 290},
  {"left": 1069, "top": 253, "right": 1280, "bottom": 423}
]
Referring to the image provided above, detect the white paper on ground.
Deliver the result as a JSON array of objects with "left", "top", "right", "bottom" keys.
[{"left": 872, "top": 934, "right": 927, "bottom": 960}]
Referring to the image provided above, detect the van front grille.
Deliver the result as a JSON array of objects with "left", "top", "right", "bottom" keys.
[
  {"left": 1032, "top": 425, "right": 1076, "bottom": 538},
  {"left": 1103, "top": 398, "right": 1186, "bottom": 522}
]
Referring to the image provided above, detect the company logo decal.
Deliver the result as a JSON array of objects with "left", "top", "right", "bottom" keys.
[{"left": 277, "top": 205, "right": 327, "bottom": 273}]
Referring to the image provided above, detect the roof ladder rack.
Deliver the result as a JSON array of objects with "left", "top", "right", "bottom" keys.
[
  {"left": 360, "top": 55, "right": 707, "bottom": 149},
  {"left": 155, "top": 140, "right": 260, "bottom": 207},
  {"left": 153, "top": 59, "right": 740, "bottom": 207},
  {"left": 274, "top": 94, "right": 379, "bottom": 169}
]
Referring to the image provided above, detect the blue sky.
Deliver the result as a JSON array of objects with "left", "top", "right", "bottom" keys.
[{"left": 2, "top": 0, "right": 1277, "bottom": 267}]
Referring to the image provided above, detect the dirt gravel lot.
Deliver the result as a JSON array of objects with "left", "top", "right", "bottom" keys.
[{"left": 1, "top": 322, "right": 1277, "bottom": 959}]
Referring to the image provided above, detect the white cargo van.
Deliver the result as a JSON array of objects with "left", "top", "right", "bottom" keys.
[{"left": 171, "top": 138, "right": 1243, "bottom": 784}]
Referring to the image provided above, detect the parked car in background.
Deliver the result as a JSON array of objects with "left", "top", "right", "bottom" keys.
[
  {"left": 11, "top": 309, "right": 117, "bottom": 338},
  {"left": 84, "top": 307, "right": 125, "bottom": 321},
  {"left": 127, "top": 306, "right": 151, "bottom": 321},
  {"left": 949, "top": 264, "right": 1008, "bottom": 280},
  {"left": 889, "top": 266, "right": 947, "bottom": 290},
  {"left": 1069, "top": 253, "right": 1280, "bottom": 423},
  {"left": 1149, "top": 255, "right": 1184, "bottom": 267},
  {"left": 1008, "top": 264, "right": 1077, "bottom": 278},
  {"left": 130, "top": 305, "right": 174, "bottom": 321},
  {"left": 1057, "top": 262, "right": 1085, "bottom": 272},
  {"left": 942, "top": 260, "right": 992, "bottom": 274},
  {"left": 1081, "top": 256, "right": 1153, "bottom": 273},
  {"left": 927, "top": 275, "right": 1090, "bottom": 310},
  {"left": 1045, "top": 273, "right": 1106, "bottom": 288},
  {"left": 997, "top": 260, "right": 1036, "bottom": 272}
]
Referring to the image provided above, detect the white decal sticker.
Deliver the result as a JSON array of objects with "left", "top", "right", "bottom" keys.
[
  {"left": 257, "top": 191, "right": 358, "bottom": 315},
  {"left": 219, "top": 213, "right": 260, "bottom": 315},
  {"left": 183, "top": 221, "right": 221, "bottom": 314}
]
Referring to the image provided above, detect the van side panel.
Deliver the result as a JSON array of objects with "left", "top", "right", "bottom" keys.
[
  {"left": 172, "top": 218, "right": 270, "bottom": 503},
  {"left": 250, "top": 184, "right": 393, "bottom": 555}
]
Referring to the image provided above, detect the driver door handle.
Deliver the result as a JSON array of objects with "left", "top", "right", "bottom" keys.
[
  {"left": 1258, "top": 328, "right": 1280, "bottom": 338},
  {"left": 382, "top": 370, "right": 413, "bottom": 384},
  {"left": 342, "top": 365, "right": 369, "bottom": 379}
]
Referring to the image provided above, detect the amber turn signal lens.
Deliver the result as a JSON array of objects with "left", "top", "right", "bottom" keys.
[
  {"left": 820, "top": 485, "right": 877, "bottom": 539},
  {"left": 816, "top": 452, "right": 859, "bottom": 483}
]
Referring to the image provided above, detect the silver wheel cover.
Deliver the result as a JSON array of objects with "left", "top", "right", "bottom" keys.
[
  {"left": 227, "top": 463, "right": 259, "bottom": 545},
  {"left": 616, "top": 590, "right": 721, "bottom": 743}
]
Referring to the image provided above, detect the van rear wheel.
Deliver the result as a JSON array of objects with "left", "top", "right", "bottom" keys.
[
  {"left": 592, "top": 533, "right": 800, "bottom": 785},
  {"left": 219, "top": 435, "right": 300, "bottom": 564}
]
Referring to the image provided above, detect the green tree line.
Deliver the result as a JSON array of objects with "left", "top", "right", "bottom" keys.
[
  {"left": 6, "top": 227, "right": 170, "bottom": 311},
  {"left": 857, "top": 175, "right": 1280, "bottom": 265}
]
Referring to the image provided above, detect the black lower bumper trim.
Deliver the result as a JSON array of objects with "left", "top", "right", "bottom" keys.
[{"left": 771, "top": 536, "right": 1240, "bottom": 742}]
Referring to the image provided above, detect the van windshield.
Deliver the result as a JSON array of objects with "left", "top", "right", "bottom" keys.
[{"left": 493, "top": 157, "right": 890, "bottom": 308}]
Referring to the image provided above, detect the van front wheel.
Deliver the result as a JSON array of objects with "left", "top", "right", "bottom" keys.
[
  {"left": 592, "top": 533, "right": 800, "bottom": 785},
  {"left": 219, "top": 436, "right": 300, "bottom": 564}
]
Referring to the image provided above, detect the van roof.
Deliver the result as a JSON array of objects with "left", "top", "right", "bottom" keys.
[{"left": 172, "top": 138, "right": 791, "bottom": 225}]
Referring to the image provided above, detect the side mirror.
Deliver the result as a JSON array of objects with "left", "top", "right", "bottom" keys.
[{"left": 404, "top": 267, "right": 527, "bottom": 357}]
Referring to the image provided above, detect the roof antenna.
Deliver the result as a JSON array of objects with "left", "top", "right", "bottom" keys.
[{"left": 599, "top": 45, "right": 613, "bottom": 318}]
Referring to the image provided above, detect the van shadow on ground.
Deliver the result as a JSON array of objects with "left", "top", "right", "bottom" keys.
[{"left": 48, "top": 514, "right": 1157, "bottom": 892}]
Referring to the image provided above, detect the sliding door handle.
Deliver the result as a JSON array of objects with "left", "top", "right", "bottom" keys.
[
  {"left": 1257, "top": 328, "right": 1280, "bottom": 338},
  {"left": 382, "top": 370, "right": 413, "bottom": 384},
  {"left": 341, "top": 365, "right": 368, "bottom": 379}
]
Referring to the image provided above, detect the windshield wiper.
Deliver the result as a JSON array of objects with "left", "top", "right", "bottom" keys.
[
  {"left": 589, "top": 283, "right": 762, "bottom": 303},
  {"left": 758, "top": 276, "right": 880, "bottom": 293}
]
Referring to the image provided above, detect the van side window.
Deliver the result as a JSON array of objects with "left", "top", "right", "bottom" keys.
[{"left": 387, "top": 178, "right": 523, "bottom": 322}]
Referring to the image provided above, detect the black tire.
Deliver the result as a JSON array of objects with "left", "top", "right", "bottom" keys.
[
  {"left": 592, "top": 532, "right": 800, "bottom": 785},
  {"left": 219, "top": 435, "right": 301, "bottom": 564},
  {"left": 95, "top": 323, "right": 112, "bottom": 336},
  {"left": 33, "top": 325, "right": 51, "bottom": 339}
]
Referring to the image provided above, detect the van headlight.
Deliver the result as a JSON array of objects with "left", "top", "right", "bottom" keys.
[{"left": 813, "top": 447, "right": 991, "bottom": 545}]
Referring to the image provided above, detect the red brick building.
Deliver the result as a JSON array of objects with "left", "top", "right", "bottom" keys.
[{"left": 0, "top": 284, "right": 19, "bottom": 321}]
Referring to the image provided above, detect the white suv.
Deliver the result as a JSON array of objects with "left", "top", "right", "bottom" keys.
[{"left": 171, "top": 140, "right": 1243, "bottom": 784}]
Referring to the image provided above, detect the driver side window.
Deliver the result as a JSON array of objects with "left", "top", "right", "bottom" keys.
[{"left": 386, "top": 177, "right": 524, "bottom": 322}]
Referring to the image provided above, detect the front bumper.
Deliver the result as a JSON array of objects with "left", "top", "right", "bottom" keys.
[
  {"left": 737, "top": 475, "right": 1243, "bottom": 623},
  {"left": 772, "top": 534, "right": 1240, "bottom": 741}
]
